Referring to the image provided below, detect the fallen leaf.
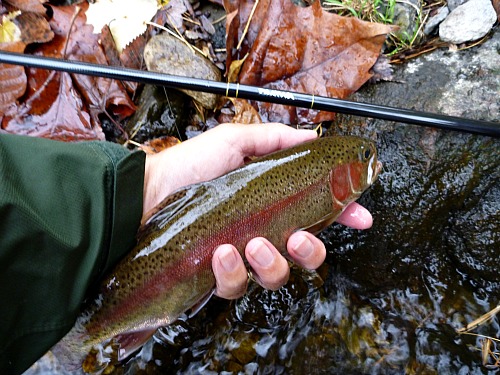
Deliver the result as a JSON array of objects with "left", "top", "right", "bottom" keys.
[
  {"left": 0, "top": 11, "right": 22, "bottom": 43},
  {"left": 143, "top": 136, "right": 181, "bottom": 153},
  {"left": 224, "top": 0, "right": 393, "bottom": 124},
  {"left": 15, "top": 11, "right": 54, "bottom": 44},
  {"left": 493, "top": 0, "right": 500, "bottom": 22},
  {"left": 0, "top": 41, "right": 27, "bottom": 116},
  {"left": 85, "top": 0, "right": 158, "bottom": 53},
  {"left": 4, "top": 0, "right": 48, "bottom": 15},
  {"left": 227, "top": 53, "right": 248, "bottom": 82},
  {"left": 230, "top": 98, "right": 262, "bottom": 124},
  {"left": 5, "top": 70, "right": 96, "bottom": 141},
  {"left": 3, "top": 3, "right": 136, "bottom": 140}
]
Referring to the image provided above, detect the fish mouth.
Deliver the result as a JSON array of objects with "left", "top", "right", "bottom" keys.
[
  {"left": 367, "top": 156, "right": 383, "bottom": 185},
  {"left": 369, "top": 160, "right": 383, "bottom": 184},
  {"left": 375, "top": 160, "right": 383, "bottom": 177}
]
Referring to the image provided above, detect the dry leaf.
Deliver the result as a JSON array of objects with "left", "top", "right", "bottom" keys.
[
  {"left": 4, "top": 0, "right": 48, "bottom": 14},
  {"left": 230, "top": 98, "right": 262, "bottom": 124},
  {"left": 15, "top": 12, "right": 54, "bottom": 44},
  {"left": 225, "top": 0, "right": 393, "bottom": 124},
  {"left": 85, "top": 0, "right": 158, "bottom": 53},
  {"left": 0, "top": 11, "right": 22, "bottom": 43},
  {"left": 143, "top": 136, "right": 181, "bottom": 153}
]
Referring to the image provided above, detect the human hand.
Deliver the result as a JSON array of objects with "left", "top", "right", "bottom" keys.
[{"left": 143, "top": 123, "right": 373, "bottom": 299}]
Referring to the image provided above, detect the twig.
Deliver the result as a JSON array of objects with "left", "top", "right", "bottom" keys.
[
  {"left": 236, "top": 0, "right": 260, "bottom": 50},
  {"left": 457, "top": 305, "right": 500, "bottom": 334},
  {"left": 460, "top": 332, "right": 500, "bottom": 344},
  {"left": 212, "top": 14, "right": 227, "bottom": 25},
  {"left": 146, "top": 21, "right": 207, "bottom": 57}
]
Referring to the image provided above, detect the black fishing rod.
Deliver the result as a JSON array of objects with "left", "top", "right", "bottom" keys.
[{"left": 1, "top": 51, "right": 499, "bottom": 138}]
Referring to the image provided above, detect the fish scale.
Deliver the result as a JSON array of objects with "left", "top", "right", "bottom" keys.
[{"left": 52, "top": 135, "right": 382, "bottom": 372}]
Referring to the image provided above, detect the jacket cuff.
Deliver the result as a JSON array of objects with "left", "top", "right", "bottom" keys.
[{"left": 90, "top": 143, "right": 146, "bottom": 276}]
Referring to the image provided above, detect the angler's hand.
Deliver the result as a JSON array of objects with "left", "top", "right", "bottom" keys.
[{"left": 143, "top": 123, "right": 373, "bottom": 300}]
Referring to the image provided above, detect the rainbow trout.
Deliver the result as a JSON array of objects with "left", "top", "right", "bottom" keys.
[{"left": 53, "top": 135, "right": 382, "bottom": 371}]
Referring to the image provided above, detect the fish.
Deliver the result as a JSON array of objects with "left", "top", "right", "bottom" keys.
[{"left": 52, "top": 135, "right": 382, "bottom": 372}]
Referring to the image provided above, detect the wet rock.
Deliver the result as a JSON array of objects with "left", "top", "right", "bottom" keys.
[
  {"left": 144, "top": 33, "right": 222, "bottom": 109},
  {"left": 439, "top": 0, "right": 497, "bottom": 44},
  {"left": 124, "top": 85, "right": 188, "bottom": 143},
  {"left": 423, "top": 6, "right": 449, "bottom": 35}
]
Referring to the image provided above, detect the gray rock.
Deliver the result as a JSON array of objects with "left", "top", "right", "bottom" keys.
[
  {"left": 423, "top": 6, "right": 449, "bottom": 35},
  {"left": 439, "top": 0, "right": 497, "bottom": 44},
  {"left": 447, "top": 0, "right": 468, "bottom": 11},
  {"left": 144, "top": 33, "right": 222, "bottom": 109}
]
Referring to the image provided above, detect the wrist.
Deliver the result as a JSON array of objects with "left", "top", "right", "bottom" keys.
[{"left": 142, "top": 153, "right": 160, "bottom": 222}]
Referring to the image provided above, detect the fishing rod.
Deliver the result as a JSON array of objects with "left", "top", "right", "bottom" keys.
[{"left": 0, "top": 50, "right": 499, "bottom": 138}]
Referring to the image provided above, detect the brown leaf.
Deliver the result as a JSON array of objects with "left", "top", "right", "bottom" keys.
[
  {"left": 15, "top": 12, "right": 54, "bottom": 44},
  {"left": 492, "top": 0, "right": 500, "bottom": 22},
  {"left": 4, "top": 0, "right": 48, "bottom": 14},
  {"left": 0, "top": 41, "right": 27, "bottom": 116},
  {"left": 3, "top": 70, "right": 98, "bottom": 141},
  {"left": 3, "top": 3, "right": 136, "bottom": 140},
  {"left": 230, "top": 98, "right": 262, "bottom": 124},
  {"left": 143, "top": 136, "right": 181, "bottom": 153},
  {"left": 224, "top": 0, "right": 393, "bottom": 124}
]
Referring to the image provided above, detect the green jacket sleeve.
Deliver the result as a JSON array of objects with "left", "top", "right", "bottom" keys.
[{"left": 0, "top": 133, "right": 145, "bottom": 374}]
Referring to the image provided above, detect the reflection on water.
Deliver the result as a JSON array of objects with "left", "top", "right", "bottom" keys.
[{"left": 113, "top": 261, "right": 498, "bottom": 374}]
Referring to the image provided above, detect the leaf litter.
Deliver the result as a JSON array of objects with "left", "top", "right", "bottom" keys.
[{"left": 0, "top": 0, "right": 392, "bottom": 142}]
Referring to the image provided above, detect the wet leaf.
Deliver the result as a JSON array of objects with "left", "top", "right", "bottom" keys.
[
  {"left": 0, "top": 41, "right": 27, "bottom": 116},
  {"left": 224, "top": 0, "right": 393, "bottom": 124},
  {"left": 3, "top": 3, "right": 135, "bottom": 140}
]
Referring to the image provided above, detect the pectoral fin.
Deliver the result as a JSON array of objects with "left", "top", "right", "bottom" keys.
[{"left": 138, "top": 184, "right": 209, "bottom": 240}]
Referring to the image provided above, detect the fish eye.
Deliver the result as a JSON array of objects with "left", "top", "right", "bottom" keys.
[
  {"left": 361, "top": 147, "right": 371, "bottom": 160},
  {"left": 364, "top": 148, "right": 371, "bottom": 159}
]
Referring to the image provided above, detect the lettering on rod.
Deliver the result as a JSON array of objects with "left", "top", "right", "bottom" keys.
[{"left": 258, "top": 88, "right": 295, "bottom": 100}]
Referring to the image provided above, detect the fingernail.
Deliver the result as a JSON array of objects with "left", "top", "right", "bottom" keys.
[
  {"left": 293, "top": 236, "right": 314, "bottom": 258},
  {"left": 219, "top": 246, "right": 238, "bottom": 272},
  {"left": 248, "top": 240, "right": 274, "bottom": 267}
]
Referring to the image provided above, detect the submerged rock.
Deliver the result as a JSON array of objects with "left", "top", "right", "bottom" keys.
[{"left": 439, "top": 0, "right": 497, "bottom": 44}]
